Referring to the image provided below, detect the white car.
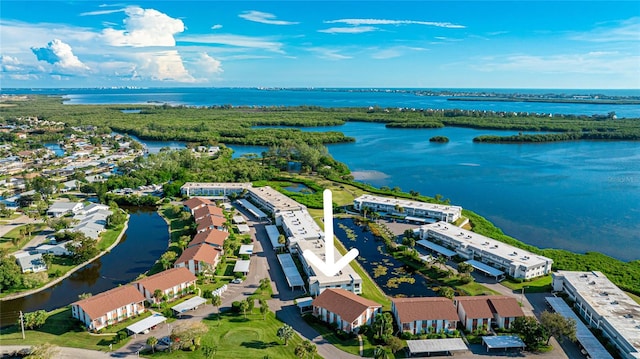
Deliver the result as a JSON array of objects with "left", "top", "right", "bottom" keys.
[{"left": 231, "top": 278, "right": 243, "bottom": 284}]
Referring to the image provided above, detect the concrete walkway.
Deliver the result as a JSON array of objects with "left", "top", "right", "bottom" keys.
[{"left": 1, "top": 345, "right": 135, "bottom": 359}]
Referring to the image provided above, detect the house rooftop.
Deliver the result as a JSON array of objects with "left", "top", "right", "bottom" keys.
[
  {"left": 73, "top": 285, "right": 145, "bottom": 319},
  {"left": 134, "top": 267, "right": 196, "bottom": 292},
  {"left": 392, "top": 297, "right": 458, "bottom": 323},
  {"left": 175, "top": 244, "right": 220, "bottom": 265},
  {"left": 189, "top": 229, "right": 229, "bottom": 248},
  {"left": 313, "top": 288, "right": 381, "bottom": 323}
]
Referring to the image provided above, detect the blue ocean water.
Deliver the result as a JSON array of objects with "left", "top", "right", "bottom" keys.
[{"left": 3, "top": 87, "right": 640, "bottom": 261}]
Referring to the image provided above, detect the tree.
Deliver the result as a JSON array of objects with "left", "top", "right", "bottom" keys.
[
  {"left": 457, "top": 262, "right": 474, "bottom": 277},
  {"left": 177, "top": 235, "right": 190, "bottom": 250},
  {"left": 386, "top": 336, "right": 404, "bottom": 353},
  {"left": 25, "top": 343, "right": 59, "bottom": 359},
  {"left": 512, "top": 316, "right": 547, "bottom": 350},
  {"left": 540, "top": 311, "right": 576, "bottom": 345},
  {"left": 78, "top": 292, "right": 92, "bottom": 300},
  {"left": 436, "top": 255, "right": 447, "bottom": 270},
  {"left": 107, "top": 209, "right": 127, "bottom": 229},
  {"left": 22, "top": 310, "right": 47, "bottom": 330},
  {"left": 259, "top": 277, "right": 271, "bottom": 291},
  {"left": 372, "top": 313, "right": 393, "bottom": 342},
  {"left": 146, "top": 336, "right": 158, "bottom": 353},
  {"left": 277, "top": 234, "right": 286, "bottom": 252},
  {"left": 153, "top": 289, "right": 163, "bottom": 304},
  {"left": 373, "top": 345, "right": 389, "bottom": 359},
  {"left": 65, "top": 234, "right": 99, "bottom": 264},
  {"left": 439, "top": 287, "right": 455, "bottom": 300},
  {"left": 294, "top": 342, "right": 309, "bottom": 358},
  {"left": 170, "top": 321, "right": 209, "bottom": 350},
  {"left": 211, "top": 295, "right": 222, "bottom": 325},
  {"left": 260, "top": 299, "right": 269, "bottom": 320},
  {"left": 304, "top": 339, "right": 317, "bottom": 358},
  {"left": 239, "top": 300, "right": 249, "bottom": 319},
  {"left": 159, "top": 251, "right": 177, "bottom": 270},
  {"left": 277, "top": 324, "right": 294, "bottom": 346}
]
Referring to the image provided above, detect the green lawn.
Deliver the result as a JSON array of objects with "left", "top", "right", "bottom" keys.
[
  {"left": 500, "top": 275, "right": 552, "bottom": 293},
  {"left": 145, "top": 311, "right": 320, "bottom": 359},
  {"left": 0, "top": 307, "right": 126, "bottom": 352},
  {"left": 98, "top": 223, "right": 126, "bottom": 251},
  {"left": 0, "top": 223, "right": 47, "bottom": 251}
]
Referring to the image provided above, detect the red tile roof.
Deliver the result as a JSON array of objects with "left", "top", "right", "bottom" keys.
[
  {"left": 175, "top": 244, "right": 220, "bottom": 265},
  {"left": 73, "top": 285, "right": 144, "bottom": 319},
  {"left": 392, "top": 297, "right": 458, "bottom": 323},
  {"left": 312, "top": 289, "right": 381, "bottom": 323},
  {"left": 456, "top": 296, "right": 522, "bottom": 319},
  {"left": 196, "top": 215, "right": 226, "bottom": 231},
  {"left": 488, "top": 297, "right": 524, "bottom": 318},
  {"left": 193, "top": 205, "right": 224, "bottom": 220},
  {"left": 183, "top": 197, "right": 212, "bottom": 211},
  {"left": 134, "top": 267, "right": 196, "bottom": 293},
  {"left": 189, "top": 229, "right": 228, "bottom": 248}
]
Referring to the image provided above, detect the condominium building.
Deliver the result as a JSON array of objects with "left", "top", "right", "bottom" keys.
[
  {"left": 353, "top": 194, "right": 462, "bottom": 223},
  {"left": 552, "top": 271, "right": 640, "bottom": 359},
  {"left": 180, "top": 182, "right": 252, "bottom": 197},
  {"left": 279, "top": 209, "right": 324, "bottom": 245},
  {"left": 246, "top": 186, "right": 306, "bottom": 215},
  {"left": 420, "top": 222, "right": 552, "bottom": 279}
]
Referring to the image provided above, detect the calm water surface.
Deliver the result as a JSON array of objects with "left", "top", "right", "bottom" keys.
[{"left": 0, "top": 208, "right": 168, "bottom": 325}]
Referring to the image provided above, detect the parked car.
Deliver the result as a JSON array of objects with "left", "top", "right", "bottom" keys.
[{"left": 231, "top": 278, "right": 243, "bottom": 284}]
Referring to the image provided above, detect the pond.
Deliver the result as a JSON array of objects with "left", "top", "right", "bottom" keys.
[
  {"left": 333, "top": 217, "right": 436, "bottom": 297},
  {"left": 282, "top": 183, "right": 315, "bottom": 194},
  {"left": 0, "top": 207, "right": 169, "bottom": 325}
]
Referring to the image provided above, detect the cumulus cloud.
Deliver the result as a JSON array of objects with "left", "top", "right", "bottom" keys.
[
  {"left": 325, "top": 18, "right": 465, "bottom": 29},
  {"left": 31, "top": 39, "right": 89, "bottom": 72},
  {"left": 318, "top": 26, "right": 378, "bottom": 34},
  {"left": 101, "top": 6, "right": 184, "bottom": 47},
  {"left": 0, "top": 55, "right": 22, "bottom": 71},
  {"left": 187, "top": 52, "right": 223, "bottom": 81},
  {"left": 239, "top": 11, "right": 299, "bottom": 25}
]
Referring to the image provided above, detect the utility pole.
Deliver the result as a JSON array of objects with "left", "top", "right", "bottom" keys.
[{"left": 19, "top": 311, "right": 25, "bottom": 339}]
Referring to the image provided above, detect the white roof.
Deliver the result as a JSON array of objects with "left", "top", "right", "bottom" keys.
[
  {"left": 277, "top": 253, "right": 305, "bottom": 288},
  {"left": 236, "top": 224, "right": 250, "bottom": 233},
  {"left": 236, "top": 199, "right": 267, "bottom": 219},
  {"left": 248, "top": 186, "right": 305, "bottom": 213},
  {"left": 295, "top": 239, "right": 361, "bottom": 287},
  {"left": 354, "top": 194, "right": 462, "bottom": 216},
  {"left": 126, "top": 314, "right": 167, "bottom": 334},
  {"left": 482, "top": 336, "right": 525, "bottom": 349},
  {"left": 466, "top": 260, "right": 504, "bottom": 277},
  {"left": 406, "top": 338, "right": 467, "bottom": 354},
  {"left": 233, "top": 259, "right": 251, "bottom": 273},
  {"left": 48, "top": 201, "right": 82, "bottom": 212},
  {"left": 238, "top": 245, "right": 254, "bottom": 255},
  {"left": 417, "top": 239, "right": 456, "bottom": 257},
  {"left": 280, "top": 210, "right": 323, "bottom": 241},
  {"left": 171, "top": 296, "right": 207, "bottom": 313},
  {"left": 232, "top": 215, "right": 246, "bottom": 224},
  {"left": 265, "top": 225, "right": 283, "bottom": 249}
]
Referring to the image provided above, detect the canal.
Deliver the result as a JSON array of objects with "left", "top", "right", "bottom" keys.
[
  {"left": 0, "top": 207, "right": 168, "bottom": 325},
  {"left": 334, "top": 217, "right": 436, "bottom": 297}
]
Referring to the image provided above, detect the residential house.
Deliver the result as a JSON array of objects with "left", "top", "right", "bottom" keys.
[
  {"left": 47, "top": 201, "right": 84, "bottom": 217},
  {"left": 391, "top": 297, "right": 459, "bottom": 335},
  {"left": 183, "top": 197, "right": 212, "bottom": 215},
  {"left": 133, "top": 267, "right": 197, "bottom": 304},
  {"left": 193, "top": 205, "right": 224, "bottom": 222},
  {"left": 195, "top": 215, "right": 226, "bottom": 233},
  {"left": 454, "top": 296, "right": 524, "bottom": 332},
  {"left": 35, "top": 243, "right": 71, "bottom": 256},
  {"left": 188, "top": 229, "right": 228, "bottom": 251},
  {"left": 71, "top": 285, "right": 145, "bottom": 331},
  {"left": 174, "top": 244, "right": 221, "bottom": 275},
  {"left": 15, "top": 253, "right": 47, "bottom": 273},
  {"left": 312, "top": 288, "right": 382, "bottom": 333}
]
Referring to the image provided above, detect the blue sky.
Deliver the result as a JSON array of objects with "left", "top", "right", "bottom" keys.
[{"left": 1, "top": 1, "right": 638, "bottom": 88}]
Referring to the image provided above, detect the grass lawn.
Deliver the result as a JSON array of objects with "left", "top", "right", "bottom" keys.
[
  {"left": 0, "top": 223, "right": 47, "bottom": 251},
  {"left": 146, "top": 311, "right": 320, "bottom": 359},
  {"left": 304, "top": 318, "right": 378, "bottom": 357},
  {"left": 0, "top": 308, "right": 126, "bottom": 352},
  {"left": 98, "top": 223, "right": 125, "bottom": 251},
  {"left": 501, "top": 275, "right": 552, "bottom": 293}
]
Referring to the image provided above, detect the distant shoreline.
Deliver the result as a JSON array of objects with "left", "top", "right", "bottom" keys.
[{"left": 448, "top": 96, "right": 640, "bottom": 105}]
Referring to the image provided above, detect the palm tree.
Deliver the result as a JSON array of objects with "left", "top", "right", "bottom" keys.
[
  {"left": 304, "top": 340, "right": 317, "bottom": 359},
  {"left": 373, "top": 345, "right": 389, "bottom": 359},
  {"left": 146, "top": 336, "right": 158, "bottom": 353},
  {"left": 277, "top": 234, "right": 286, "bottom": 252},
  {"left": 211, "top": 295, "right": 222, "bottom": 325},
  {"left": 277, "top": 324, "right": 294, "bottom": 346},
  {"left": 295, "top": 342, "right": 309, "bottom": 358},
  {"left": 436, "top": 255, "right": 447, "bottom": 270},
  {"left": 260, "top": 299, "right": 269, "bottom": 320},
  {"left": 239, "top": 300, "right": 249, "bottom": 319}
]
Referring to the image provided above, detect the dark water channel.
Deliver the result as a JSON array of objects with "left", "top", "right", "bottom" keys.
[
  {"left": 334, "top": 217, "right": 436, "bottom": 297},
  {"left": 0, "top": 207, "right": 168, "bottom": 325}
]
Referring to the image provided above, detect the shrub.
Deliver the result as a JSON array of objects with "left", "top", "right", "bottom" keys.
[{"left": 231, "top": 301, "right": 242, "bottom": 313}]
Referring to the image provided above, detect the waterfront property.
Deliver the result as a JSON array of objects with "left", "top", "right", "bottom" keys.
[
  {"left": 195, "top": 215, "right": 227, "bottom": 233},
  {"left": 15, "top": 252, "right": 47, "bottom": 273},
  {"left": 71, "top": 285, "right": 145, "bottom": 331},
  {"left": 193, "top": 204, "right": 225, "bottom": 222},
  {"left": 279, "top": 209, "right": 324, "bottom": 244},
  {"left": 552, "top": 271, "right": 640, "bottom": 359},
  {"left": 353, "top": 194, "right": 462, "bottom": 223},
  {"left": 420, "top": 222, "right": 552, "bottom": 279},
  {"left": 247, "top": 186, "right": 306, "bottom": 215},
  {"left": 312, "top": 288, "right": 382, "bottom": 333},
  {"left": 189, "top": 228, "right": 229, "bottom": 251},
  {"left": 454, "top": 296, "right": 524, "bottom": 332},
  {"left": 46, "top": 200, "right": 83, "bottom": 217},
  {"left": 174, "top": 244, "right": 221, "bottom": 275},
  {"left": 180, "top": 182, "right": 252, "bottom": 198},
  {"left": 391, "top": 297, "right": 459, "bottom": 335},
  {"left": 133, "top": 267, "right": 197, "bottom": 304},
  {"left": 183, "top": 197, "right": 212, "bottom": 215}
]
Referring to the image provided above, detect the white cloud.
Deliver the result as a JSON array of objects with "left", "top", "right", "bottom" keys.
[
  {"left": 179, "top": 34, "right": 285, "bottom": 53},
  {"left": 570, "top": 17, "right": 640, "bottom": 43},
  {"left": 370, "top": 46, "right": 427, "bottom": 59},
  {"left": 239, "top": 11, "right": 299, "bottom": 25},
  {"left": 0, "top": 55, "right": 22, "bottom": 71},
  {"left": 325, "top": 18, "right": 465, "bottom": 29},
  {"left": 211, "top": 24, "right": 223, "bottom": 30},
  {"left": 187, "top": 52, "right": 223, "bottom": 81},
  {"left": 31, "top": 39, "right": 89, "bottom": 73},
  {"left": 318, "top": 26, "right": 378, "bottom": 34},
  {"left": 307, "top": 47, "right": 351, "bottom": 60},
  {"left": 101, "top": 6, "right": 184, "bottom": 47},
  {"left": 80, "top": 9, "right": 125, "bottom": 16}
]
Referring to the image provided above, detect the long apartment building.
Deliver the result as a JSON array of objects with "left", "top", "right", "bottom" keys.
[
  {"left": 420, "top": 222, "right": 552, "bottom": 279},
  {"left": 180, "top": 182, "right": 252, "bottom": 197},
  {"left": 246, "top": 186, "right": 306, "bottom": 215},
  {"left": 353, "top": 194, "right": 462, "bottom": 223},
  {"left": 552, "top": 271, "right": 640, "bottom": 359}
]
